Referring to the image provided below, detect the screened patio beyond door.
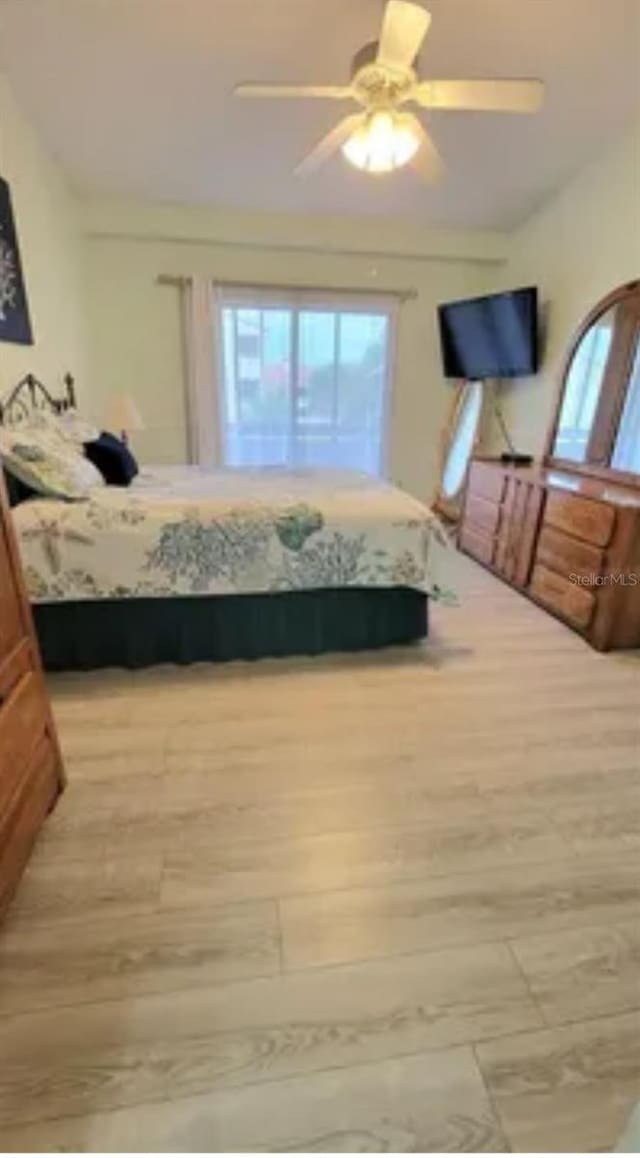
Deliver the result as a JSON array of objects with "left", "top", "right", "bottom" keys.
[{"left": 217, "top": 289, "right": 396, "bottom": 475}]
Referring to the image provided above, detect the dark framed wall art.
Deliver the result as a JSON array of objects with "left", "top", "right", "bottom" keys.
[{"left": 0, "top": 176, "right": 33, "bottom": 346}]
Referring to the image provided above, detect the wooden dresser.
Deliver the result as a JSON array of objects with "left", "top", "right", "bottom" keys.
[
  {"left": 460, "top": 457, "right": 640, "bottom": 650},
  {"left": 0, "top": 470, "right": 64, "bottom": 920}
]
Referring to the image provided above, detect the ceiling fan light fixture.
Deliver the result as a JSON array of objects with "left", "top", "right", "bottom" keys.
[{"left": 342, "top": 110, "right": 419, "bottom": 173}]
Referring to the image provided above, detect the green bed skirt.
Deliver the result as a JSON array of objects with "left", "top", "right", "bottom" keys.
[{"left": 33, "top": 587, "right": 428, "bottom": 671}]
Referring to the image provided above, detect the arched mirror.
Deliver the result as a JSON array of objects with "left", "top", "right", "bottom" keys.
[
  {"left": 547, "top": 280, "right": 640, "bottom": 480},
  {"left": 434, "top": 380, "right": 484, "bottom": 522}
]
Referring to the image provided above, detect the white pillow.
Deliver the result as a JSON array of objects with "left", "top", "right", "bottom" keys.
[
  {"left": 0, "top": 427, "right": 103, "bottom": 499},
  {"left": 58, "top": 410, "right": 101, "bottom": 445},
  {"left": 27, "top": 408, "right": 100, "bottom": 446}
]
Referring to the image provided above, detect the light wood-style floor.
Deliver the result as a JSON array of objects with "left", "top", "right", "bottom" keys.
[{"left": 1, "top": 554, "right": 639, "bottom": 1153}]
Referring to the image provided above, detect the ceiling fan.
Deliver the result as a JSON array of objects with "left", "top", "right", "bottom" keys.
[{"left": 234, "top": 0, "right": 544, "bottom": 180}]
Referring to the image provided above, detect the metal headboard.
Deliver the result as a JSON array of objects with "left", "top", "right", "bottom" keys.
[{"left": 0, "top": 373, "right": 76, "bottom": 426}]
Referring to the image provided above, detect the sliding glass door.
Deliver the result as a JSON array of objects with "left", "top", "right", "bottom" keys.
[{"left": 218, "top": 290, "right": 395, "bottom": 474}]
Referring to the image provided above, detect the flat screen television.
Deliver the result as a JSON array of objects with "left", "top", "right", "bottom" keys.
[{"left": 437, "top": 287, "right": 539, "bottom": 380}]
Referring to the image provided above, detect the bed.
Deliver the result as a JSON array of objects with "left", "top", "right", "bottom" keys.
[{"left": 2, "top": 376, "right": 454, "bottom": 670}]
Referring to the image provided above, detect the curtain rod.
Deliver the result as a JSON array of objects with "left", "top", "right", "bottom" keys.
[{"left": 157, "top": 274, "right": 417, "bottom": 302}]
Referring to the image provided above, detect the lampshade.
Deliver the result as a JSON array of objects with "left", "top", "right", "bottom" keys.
[
  {"left": 342, "top": 110, "right": 419, "bottom": 174},
  {"left": 104, "top": 394, "right": 144, "bottom": 434}
]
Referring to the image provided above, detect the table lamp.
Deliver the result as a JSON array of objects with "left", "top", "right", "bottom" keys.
[{"left": 104, "top": 394, "right": 144, "bottom": 447}]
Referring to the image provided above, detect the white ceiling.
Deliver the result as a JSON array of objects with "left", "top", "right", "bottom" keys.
[{"left": 0, "top": 0, "right": 638, "bottom": 229}]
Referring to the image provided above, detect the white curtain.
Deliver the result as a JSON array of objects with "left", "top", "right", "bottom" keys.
[{"left": 181, "top": 276, "right": 222, "bottom": 466}]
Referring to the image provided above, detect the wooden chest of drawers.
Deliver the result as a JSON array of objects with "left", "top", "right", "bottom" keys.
[
  {"left": 460, "top": 458, "right": 640, "bottom": 651},
  {"left": 458, "top": 461, "right": 544, "bottom": 589},
  {"left": 0, "top": 470, "right": 64, "bottom": 921}
]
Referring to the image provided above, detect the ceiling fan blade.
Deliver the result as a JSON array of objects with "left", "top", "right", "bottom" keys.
[
  {"left": 295, "top": 114, "right": 364, "bottom": 178},
  {"left": 413, "top": 79, "right": 544, "bottom": 113},
  {"left": 407, "top": 117, "right": 445, "bottom": 183},
  {"left": 234, "top": 83, "right": 353, "bottom": 100},
  {"left": 377, "top": 1, "right": 431, "bottom": 70}
]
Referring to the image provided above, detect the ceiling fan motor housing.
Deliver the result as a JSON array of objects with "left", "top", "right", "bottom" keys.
[{"left": 350, "top": 41, "right": 417, "bottom": 107}]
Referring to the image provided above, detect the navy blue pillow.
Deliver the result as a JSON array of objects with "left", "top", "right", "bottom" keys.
[{"left": 84, "top": 432, "right": 138, "bottom": 487}]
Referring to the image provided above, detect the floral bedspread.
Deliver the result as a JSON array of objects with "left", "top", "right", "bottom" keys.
[{"left": 12, "top": 466, "right": 456, "bottom": 605}]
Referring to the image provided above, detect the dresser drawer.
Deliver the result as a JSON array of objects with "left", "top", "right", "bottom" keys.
[
  {"left": 468, "top": 462, "right": 508, "bottom": 504},
  {"left": 464, "top": 494, "right": 502, "bottom": 537},
  {"left": 459, "top": 525, "right": 496, "bottom": 567},
  {"left": 0, "top": 637, "right": 32, "bottom": 701},
  {"left": 544, "top": 491, "right": 615, "bottom": 547},
  {"left": 0, "top": 671, "right": 48, "bottom": 819},
  {"left": 529, "top": 563, "right": 596, "bottom": 629},
  {"left": 535, "top": 526, "right": 605, "bottom": 582},
  {"left": 0, "top": 514, "right": 25, "bottom": 657},
  {"left": 0, "top": 734, "right": 59, "bottom": 919}
]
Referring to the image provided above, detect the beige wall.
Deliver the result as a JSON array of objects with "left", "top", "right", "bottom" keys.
[
  {"left": 79, "top": 119, "right": 639, "bottom": 499},
  {"left": 0, "top": 71, "right": 87, "bottom": 400},
  {"left": 78, "top": 204, "right": 499, "bottom": 502},
  {"left": 3, "top": 56, "right": 637, "bottom": 500},
  {"left": 490, "top": 119, "right": 640, "bottom": 456},
  {"left": 80, "top": 202, "right": 503, "bottom": 500}
]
